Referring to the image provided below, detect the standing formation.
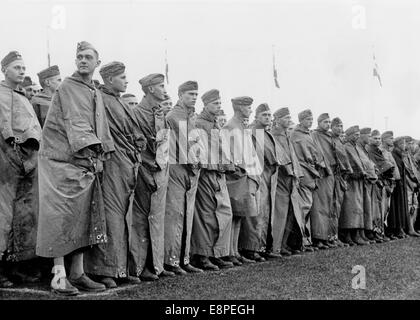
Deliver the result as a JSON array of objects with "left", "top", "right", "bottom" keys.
[{"left": 1, "top": 42, "right": 419, "bottom": 295}]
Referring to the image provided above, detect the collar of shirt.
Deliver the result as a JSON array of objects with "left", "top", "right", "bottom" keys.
[
  {"left": 199, "top": 108, "right": 217, "bottom": 124},
  {"left": 70, "top": 71, "right": 96, "bottom": 90},
  {"left": 0, "top": 80, "right": 26, "bottom": 97},
  {"left": 295, "top": 123, "right": 310, "bottom": 134},
  {"left": 99, "top": 84, "right": 121, "bottom": 98},
  {"left": 174, "top": 100, "right": 195, "bottom": 116}
]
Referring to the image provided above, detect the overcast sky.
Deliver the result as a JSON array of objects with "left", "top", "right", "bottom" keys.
[{"left": 2, "top": 0, "right": 419, "bottom": 137}]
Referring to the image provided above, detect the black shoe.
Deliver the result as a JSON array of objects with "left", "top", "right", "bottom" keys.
[
  {"left": 68, "top": 274, "right": 106, "bottom": 292},
  {"left": 408, "top": 231, "right": 420, "bottom": 237},
  {"left": 98, "top": 276, "right": 117, "bottom": 288},
  {"left": 9, "top": 270, "right": 41, "bottom": 284},
  {"left": 193, "top": 256, "right": 219, "bottom": 271},
  {"left": 381, "top": 235, "right": 391, "bottom": 242},
  {"left": 314, "top": 241, "right": 329, "bottom": 250},
  {"left": 51, "top": 277, "right": 79, "bottom": 296},
  {"left": 280, "top": 248, "right": 292, "bottom": 256},
  {"left": 164, "top": 264, "right": 187, "bottom": 276},
  {"left": 260, "top": 251, "right": 282, "bottom": 259},
  {"left": 242, "top": 251, "right": 266, "bottom": 262},
  {"left": 159, "top": 270, "right": 176, "bottom": 277},
  {"left": 237, "top": 255, "right": 256, "bottom": 264},
  {"left": 118, "top": 276, "right": 141, "bottom": 285},
  {"left": 297, "top": 247, "right": 309, "bottom": 253},
  {"left": 140, "top": 268, "right": 159, "bottom": 281},
  {"left": 222, "top": 256, "right": 242, "bottom": 266},
  {"left": 0, "top": 275, "right": 14, "bottom": 288},
  {"left": 351, "top": 233, "right": 369, "bottom": 246},
  {"left": 325, "top": 241, "right": 338, "bottom": 248},
  {"left": 181, "top": 264, "right": 204, "bottom": 274},
  {"left": 209, "top": 257, "right": 234, "bottom": 269}
]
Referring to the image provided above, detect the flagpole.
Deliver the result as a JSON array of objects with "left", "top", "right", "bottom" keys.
[
  {"left": 164, "top": 37, "right": 169, "bottom": 85},
  {"left": 370, "top": 44, "right": 375, "bottom": 126},
  {"left": 46, "top": 25, "right": 51, "bottom": 67}
]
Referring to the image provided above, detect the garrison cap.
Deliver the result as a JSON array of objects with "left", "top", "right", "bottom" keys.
[
  {"left": 317, "top": 113, "right": 330, "bottom": 123},
  {"left": 255, "top": 103, "right": 270, "bottom": 115},
  {"left": 139, "top": 73, "right": 165, "bottom": 88},
  {"left": 231, "top": 96, "right": 253, "bottom": 106},
  {"left": 22, "top": 76, "right": 33, "bottom": 88},
  {"left": 345, "top": 125, "right": 360, "bottom": 136},
  {"left": 331, "top": 117, "right": 343, "bottom": 127},
  {"left": 1, "top": 51, "right": 23, "bottom": 69},
  {"left": 298, "top": 109, "right": 313, "bottom": 122},
  {"left": 273, "top": 107, "right": 290, "bottom": 119},
  {"left": 201, "top": 89, "right": 220, "bottom": 105},
  {"left": 178, "top": 80, "right": 198, "bottom": 94},
  {"left": 37, "top": 65, "right": 60, "bottom": 83},
  {"left": 360, "top": 127, "right": 371, "bottom": 135},
  {"left": 99, "top": 61, "right": 125, "bottom": 79}
]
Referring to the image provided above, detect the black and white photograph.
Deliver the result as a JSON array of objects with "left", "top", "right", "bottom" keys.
[{"left": 0, "top": 0, "right": 419, "bottom": 309}]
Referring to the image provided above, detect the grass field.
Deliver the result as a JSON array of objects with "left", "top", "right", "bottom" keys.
[{"left": 1, "top": 237, "right": 419, "bottom": 300}]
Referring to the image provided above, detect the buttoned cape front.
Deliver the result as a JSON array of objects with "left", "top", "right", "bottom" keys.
[
  {"left": 131, "top": 95, "right": 169, "bottom": 274},
  {"left": 271, "top": 127, "right": 306, "bottom": 249},
  {"left": 223, "top": 116, "right": 261, "bottom": 218},
  {"left": 311, "top": 129, "right": 335, "bottom": 241},
  {"left": 330, "top": 134, "right": 353, "bottom": 237},
  {"left": 249, "top": 123, "right": 282, "bottom": 251},
  {"left": 0, "top": 81, "right": 41, "bottom": 261},
  {"left": 290, "top": 124, "right": 323, "bottom": 189},
  {"left": 84, "top": 85, "right": 144, "bottom": 278},
  {"left": 339, "top": 141, "right": 367, "bottom": 229},
  {"left": 36, "top": 72, "right": 115, "bottom": 258},
  {"left": 164, "top": 102, "right": 201, "bottom": 266},
  {"left": 190, "top": 109, "right": 233, "bottom": 258}
]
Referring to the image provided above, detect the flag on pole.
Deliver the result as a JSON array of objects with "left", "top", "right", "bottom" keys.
[
  {"left": 373, "top": 53, "right": 382, "bottom": 87},
  {"left": 272, "top": 46, "right": 280, "bottom": 89},
  {"left": 164, "top": 39, "right": 169, "bottom": 84}
]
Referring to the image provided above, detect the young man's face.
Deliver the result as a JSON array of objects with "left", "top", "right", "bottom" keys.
[
  {"left": 348, "top": 132, "right": 360, "bottom": 143},
  {"left": 205, "top": 99, "right": 221, "bottom": 116},
  {"left": 331, "top": 123, "right": 343, "bottom": 136},
  {"left": 109, "top": 72, "right": 128, "bottom": 93},
  {"left": 149, "top": 82, "right": 167, "bottom": 101},
  {"left": 396, "top": 140, "right": 406, "bottom": 152},
  {"left": 24, "top": 86, "right": 34, "bottom": 99},
  {"left": 318, "top": 118, "right": 331, "bottom": 131},
  {"left": 75, "top": 49, "right": 100, "bottom": 75},
  {"left": 218, "top": 115, "right": 227, "bottom": 127},
  {"left": 382, "top": 136, "right": 393, "bottom": 148},
  {"left": 239, "top": 104, "right": 252, "bottom": 118},
  {"left": 276, "top": 114, "right": 292, "bottom": 129},
  {"left": 369, "top": 135, "right": 381, "bottom": 147},
  {"left": 359, "top": 133, "right": 370, "bottom": 144},
  {"left": 160, "top": 99, "right": 173, "bottom": 114},
  {"left": 256, "top": 111, "right": 272, "bottom": 127},
  {"left": 45, "top": 74, "right": 62, "bottom": 92},
  {"left": 179, "top": 90, "right": 198, "bottom": 108},
  {"left": 300, "top": 116, "right": 313, "bottom": 130},
  {"left": 3, "top": 60, "right": 26, "bottom": 84},
  {"left": 123, "top": 96, "right": 138, "bottom": 108}
]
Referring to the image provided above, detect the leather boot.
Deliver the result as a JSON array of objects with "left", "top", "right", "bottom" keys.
[
  {"left": 352, "top": 229, "right": 369, "bottom": 245},
  {"left": 360, "top": 230, "right": 374, "bottom": 244},
  {"left": 342, "top": 230, "right": 356, "bottom": 246},
  {"left": 164, "top": 264, "right": 187, "bottom": 276}
]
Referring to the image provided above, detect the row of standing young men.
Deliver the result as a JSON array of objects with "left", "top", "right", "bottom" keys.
[{"left": 0, "top": 42, "right": 419, "bottom": 296}]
